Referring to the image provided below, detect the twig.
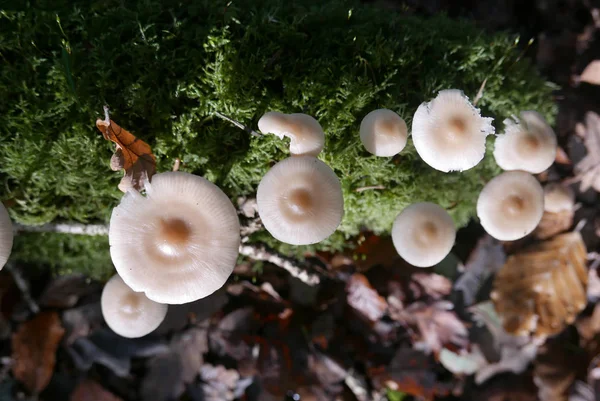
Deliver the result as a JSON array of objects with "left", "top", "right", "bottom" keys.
[
  {"left": 214, "top": 111, "right": 260, "bottom": 137},
  {"left": 473, "top": 78, "right": 488, "bottom": 106},
  {"left": 14, "top": 221, "right": 321, "bottom": 286},
  {"left": 13, "top": 222, "right": 109, "bottom": 236},
  {"left": 354, "top": 185, "right": 385, "bottom": 193},
  {"left": 4, "top": 262, "right": 40, "bottom": 314},
  {"left": 238, "top": 244, "right": 320, "bottom": 285}
]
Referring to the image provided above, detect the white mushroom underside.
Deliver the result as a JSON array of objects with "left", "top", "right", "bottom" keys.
[
  {"left": 101, "top": 275, "right": 167, "bottom": 338},
  {"left": 477, "top": 171, "right": 544, "bottom": 241},
  {"left": 0, "top": 202, "right": 13, "bottom": 269},
  {"left": 359, "top": 109, "right": 408, "bottom": 157},
  {"left": 493, "top": 111, "right": 557, "bottom": 174},
  {"left": 258, "top": 111, "right": 325, "bottom": 157},
  {"left": 391, "top": 202, "right": 456, "bottom": 267},
  {"left": 257, "top": 156, "right": 344, "bottom": 245},
  {"left": 412, "top": 89, "right": 494, "bottom": 172},
  {"left": 109, "top": 172, "right": 240, "bottom": 304}
]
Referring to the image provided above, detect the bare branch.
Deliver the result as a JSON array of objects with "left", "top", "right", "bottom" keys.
[
  {"left": 214, "top": 111, "right": 260, "bottom": 137},
  {"left": 13, "top": 222, "right": 109, "bottom": 236},
  {"left": 354, "top": 185, "right": 385, "bottom": 193},
  {"left": 238, "top": 244, "right": 320, "bottom": 285},
  {"left": 4, "top": 262, "right": 39, "bottom": 314}
]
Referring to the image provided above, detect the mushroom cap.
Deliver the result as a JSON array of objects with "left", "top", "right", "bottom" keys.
[
  {"left": 411, "top": 89, "right": 494, "bottom": 172},
  {"left": 258, "top": 111, "right": 325, "bottom": 157},
  {"left": 391, "top": 202, "right": 456, "bottom": 267},
  {"left": 257, "top": 156, "right": 343, "bottom": 245},
  {"left": 477, "top": 171, "right": 544, "bottom": 241},
  {"left": 0, "top": 202, "right": 13, "bottom": 269},
  {"left": 359, "top": 109, "right": 408, "bottom": 156},
  {"left": 543, "top": 183, "right": 575, "bottom": 213},
  {"left": 101, "top": 275, "right": 167, "bottom": 338},
  {"left": 109, "top": 171, "right": 240, "bottom": 304},
  {"left": 493, "top": 111, "right": 557, "bottom": 174}
]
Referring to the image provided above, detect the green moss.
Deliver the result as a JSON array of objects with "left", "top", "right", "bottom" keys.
[{"left": 0, "top": 0, "right": 556, "bottom": 271}]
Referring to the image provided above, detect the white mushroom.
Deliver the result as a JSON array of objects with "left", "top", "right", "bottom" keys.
[
  {"left": 101, "top": 275, "right": 167, "bottom": 338},
  {"left": 359, "top": 109, "right": 408, "bottom": 156},
  {"left": 477, "top": 171, "right": 544, "bottom": 241},
  {"left": 543, "top": 183, "right": 575, "bottom": 213},
  {"left": 391, "top": 202, "right": 456, "bottom": 267},
  {"left": 258, "top": 111, "right": 325, "bottom": 157},
  {"left": 0, "top": 202, "right": 13, "bottom": 269},
  {"left": 257, "top": 156, "right": 343, "bottom": 245},
  {"left": 109, "top": 171, "right": 240, "bottom": 304},
  {"left": 493, "top": 111, "right": 557, "bottom": 174},
  {"left": 411, "top": 89, "right": 495, "bottom": 172}
]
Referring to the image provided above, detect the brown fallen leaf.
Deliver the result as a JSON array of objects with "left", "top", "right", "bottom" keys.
[
  {"left": 12, "top": 311, "right": 65, "bottom": 394},
  {"left": 492, "top": 232, "right": 588, "bottom": 338},
  {"left": 96, "top": 107, "right": 156, "bottom": 192},
  {"left": 534, "top": 209, "right": 574, "bottom": 240},
  {"left": 346, "top": 273, "right": 387, "bottom": 323},
  {"left": 70, "top": 379, "right": 123, "bottom": 401},
  {"left": 573, "top": 112, "right": 600, "bottom": 193}
]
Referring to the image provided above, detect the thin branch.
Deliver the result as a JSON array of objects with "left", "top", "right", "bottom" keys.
[
  {"left": 14, "top": 221, "right": 321, "bottom": 286},
  {"left": 473, "top": 78, "right": 488, "bottom": 106},
  {"left": 214, "top": 111, "right": 260, "bottom": 137},
  {"left": 4, "top": 262, "right": 39, "bottom": 314},
  {"left": 354, "top": 185, "right": 385, "bottom": 193},
  {"left": 238, "top": 244, "right": 320, "bottom": 285},
  {"left": 13, "top": 222, "right": 109, "bottom": 236}
]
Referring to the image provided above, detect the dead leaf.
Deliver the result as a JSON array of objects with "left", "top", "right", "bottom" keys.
[
  {"left": 369, "top": 348, "right": 456, "bottom": 400},
  {"left": 574, "top": 112, "right": 600, "bottom": 193},
  {"left": 454, "top": 235, "right": 505, "bottom": 306},
  {"left": 535, "top": 209, "right": 575, "bottom": 240},
  {"left": 39, "top": 274, "right": 100, "bottom": 309},
  {"left": 492, "top": 232, "right": 588, "bottom": 338},
  {"left": 587, "top": 269, "right": 600, "bottom": 302},
  {"left": 200, "top": 364, "right": 243, "bottom": 401},
  {"left": 70, "top": 379, "right": 123, "bottom": 401},
  {"left": 392, "top": 301, "right": 468, "bottom": 355},
  {"left": 555, "top": 146, "right": 572, "bottom": 165},
  {"left": 12, "top": 311, "right": 65, "bottom": 394},
  {"left": 346, "top": 274, "right": 387, "bottom": 323},
  {"left": 96, "top": 108, "right": 156, "bottom": 192},
  {"left": 579, "top": 61, "right": 600, "bottom": 85}
]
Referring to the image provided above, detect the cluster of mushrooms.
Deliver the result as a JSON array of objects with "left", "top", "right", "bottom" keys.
[{"left": 0, "top": 89, "right": 558, "bottom": 339}]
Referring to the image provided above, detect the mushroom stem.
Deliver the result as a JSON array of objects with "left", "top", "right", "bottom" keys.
[
  {"left": 172, "top": 158, "right": 181, "bottom": 172},
  {"left": 214, "top": 111, "right": 260, "bottom": 137}
]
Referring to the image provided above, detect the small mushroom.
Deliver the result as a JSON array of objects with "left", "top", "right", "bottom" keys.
[
  {"left": 493, "top": 111, "right": 557, "bottom": 174},
  {"left": 101, "top": 275, "right": 167, "bottom": 338},
  {"left": 543, "top": 183, "right": 575, "bottom": 214},
  {"left": 411, "top": 89, "right": 494, "bottom": 172},
  {"left": 257, "top": 156, "right": 343, "bottom": 245},
  {"left": 359, "top": 109, "right": 408, "bottom": 156},
  {"left": 477, "top": 171, "right": 544, "bottom": 241},
  {"left": 391, "top": 202, "right": 456, "bottom": 267},
  {"left": 258, "top": 111, "right": 325, "bottom": 157},
  {"left": 109, "top": 171, "right": 240, "bottom": 304},
  {"left": 0, "top": 202, "right": 13, "bottom": 269}
]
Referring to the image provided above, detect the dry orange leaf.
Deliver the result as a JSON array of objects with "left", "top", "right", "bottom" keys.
[
  {"left": 12, "top": 311, "right": 65, "bottom": 394},
  {"left": 96, "top": 107, "right": 156, "bottom": 192},
  {"left": 492, "top": 232, "right": 588, "bottom": 338},
  {"left": 346, "top": 273, "right": 387, "bottom": 323},
  {"left": 70, "top": 379, "right": 123, "bottom": 401}
]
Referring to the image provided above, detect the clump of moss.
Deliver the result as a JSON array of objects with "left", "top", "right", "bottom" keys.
[{"left": 0, "top": 0, "right": 556, "bottom": 272}]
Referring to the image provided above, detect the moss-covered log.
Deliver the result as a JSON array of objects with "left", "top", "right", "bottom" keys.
[{"left": 0, "top": 0, "right": 556, "bottom": 276}]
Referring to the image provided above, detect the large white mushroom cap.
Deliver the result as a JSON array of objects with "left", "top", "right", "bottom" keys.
[
  {"left": 258, "top": 111, "right": 325, "bottom": 157},
  {"left": 359, "top": 109, "right": 408, "bottom": 156},
  {"left": 493, "top": 111, "right": 557, "bottom": 174},
  {"left": 477, "top": 171, "right": 544, "bottom": 241},
  {"left": 411, "top": 89, "right": 495, "bottom": 172},
  {"left": 101, "top": 275, "right": 168, "bottom": 338},
  {"left": 0, "top": 202, "right": 13, "bottom": 269},
  {"left": 391, "top": 202, "right": 456, "bottom": 267},
  {"left": 109, "top": 171, "right": 240, "bottom": 304},
  {"left": 257, "top": 156, "right": 343, "bottom": 245}
]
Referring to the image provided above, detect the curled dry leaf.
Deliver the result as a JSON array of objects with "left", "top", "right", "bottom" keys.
[
  {"left": 70, "top": 379, "right": 123, "bottom": 401},
  {"left": 573, "top": 112, "right": 600, "bottom": 193},
  {"left": 96, "top": 108, "right": 156, "bottom": 192},
  {"left": 346, "top": 273, "right": 387, "bottom": 323},
  {"left": 12, "top": 311, "right": 65, "bottom": 394},
  {"left": 492, "top": 232, "right": 588, "bottom": 338}
]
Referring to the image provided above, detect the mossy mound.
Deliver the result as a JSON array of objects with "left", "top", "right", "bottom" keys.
[{"left": 1, "top": 0, "right": 556, "bottom": 276}]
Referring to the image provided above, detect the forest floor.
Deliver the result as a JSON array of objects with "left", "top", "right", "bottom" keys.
[{"left": 2, "top": 0, "right": 600, "bottom": 400}]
